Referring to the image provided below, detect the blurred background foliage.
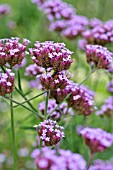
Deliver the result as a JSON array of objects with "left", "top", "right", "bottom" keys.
[{"left": 0, "top": 0, "right": 113, "bottom": 169}]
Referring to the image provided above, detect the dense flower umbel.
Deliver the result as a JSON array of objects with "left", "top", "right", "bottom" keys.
[
  {"left": 38, "top": 99, "right": 74, "bottom": 120},
  {"left": 51, "top": 81, "right": 95, "bottom": 116},
  {"left": 82, "top": 19, "right": 113, "bottom": 45},
  {"left": 40, "top": 70, "right": 70, "bottom": 90},
  {"left": 29, "top": 41, "right": 73, "bottom": 72},
  {"left": 31, "top": 147, "right": 86, "bottom": 170},
  {"left": 80, "top": 127, "right": 113, "bottom": 154},
  {"left": 34, "top": 0, "right": 76, "bottom": 21},
  {"left": 25, "top": 64, "right": 44, "bottom": 76},
  {"left": 0, "top": 69, "right": 14, "bottom": 96},
  {"left": 0, "top": 37, "right": 30, "bottom": 67},
  {"left": 96, "top": 96, "right": 113, "bottom": 117},
  {"left": 0, "top": 4, "right": 11, "bottom": 16},
  {"left": 85, "top": 44, "right": 113, "bottom": 69},
  {"left": 89, "top": 159, "right": 113, "bottom": 170},
  {"left": 34, "top": 119, "right": 65, "bottom": 146}
]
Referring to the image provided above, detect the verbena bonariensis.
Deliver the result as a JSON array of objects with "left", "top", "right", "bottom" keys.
[
  {"left": 31, "top": 147, "right": 86, "bottom": 170},
  {"left": 82, "top": 20, "right": 113, "bottom": 45},
  {"left": 29, "top": 41, "right": 73, "bottom": 72},
  {"left": 38, "top": 99, "right": 74, "bottom": 120},
  {"left": 107, "top": 81, "right": 113, "bottom": 93},
  {"left": 0, "top": 37, "right": 30, "bottom": 67},
  {"left": 34, "top": 119, "right": 65, "bottom": 146},
  {"left": 0, "top": 4, "right": 11, "bottom": 16},
  {"left": 85, "top": 44, "right": 113, "bottom": 69},
  {"left": 96, "top": 96, "right": 113, "bottom": 117},
  {"left": 25, "top": 64, "right": 44, "bottom": 76},
  {"left": 0, "top": 68, "right": 14, "bottom": 96},
  {"left": 32, "top": 0, "right": 76, "bottom": 21},
  {"left": 80, "top": 127, "right": 113, "bottom": 154},
  {"left": 89, "top": 159, "right": 113, "bottom": 170}
]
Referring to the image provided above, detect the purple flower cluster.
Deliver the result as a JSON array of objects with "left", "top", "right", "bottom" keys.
[
  {"left": 29, "top": 41, "right": 73, "bottom": 72},
  {"left": 40, "top": 70, "right": 70, "bottom": 90},
  {"left": 96, "top": 96, "right": 113, "bottom": 117},
  {"left": 0, "top": 4, "right": 11, "bottom": 16},
  {"left": 33, "top": 0, "right": 75, "bottom": 21},
  {"left": 80, "top": 127, "right": 113, "bottom": 153},
  {"left": 51, "top": 81, "right": 95, "bottom": 116},
  {"left": 31, "top": 147, "right": 86, "bottom": 170},
  {"left": 34, "top": 119, "right": 65, "bottom": 146},
  {"left": 107, "top": 81, "right": 113, "bottom": 93},
  {"left": 25, "top": 64, "right": 44, "bottom": 76},
  {"left": 85, "top": 44, "right": 113, "bottom": 69},
  {"left": 38, "top": 99, "right": 74, "bottom": 120},
  {"left": 0, "top": 37, "right": 30, "bottom": 67},
  {"left": 82, "top": 19, "right": 113, "bottom": 45},
  {"left": 89, "top": 159, "right": 113, "bottom": 170},
  {"left": 0, "top": 69, "right": 15, "bottom": 96}
]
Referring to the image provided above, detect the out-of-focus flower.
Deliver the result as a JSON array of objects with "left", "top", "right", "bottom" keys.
[
  {"left": 31, "top": 147, "right": 86, "bottom": 170},
  {"left": 38, "top": 99, "right": 74, "bottom": 120},
  {"left": 107, "top": 81, "right": 113, "bottom": 93},
  {"left": 0, "top": 37, "right": 30, "bottom": 67},
  {"left": 25, "top": 64, "right": 44, "bottom": 76},
  {"left": 89, "top": 159, "right": 113, "bottom": 170},
  {"left": 96, "top": 96, "right": 113, "bottom": 117},
  {"left": 29, "top": 41, "right": 73, "bottom": 72},
  {"left": 0, "top": 68, "right": 15, "bottom": 96},
  {"left": 85, "top": 44, "right": 113, "bottom": 69},
  {"left": 0, "top": 4, "right": 11, "bottom": 16},
  {"left": 14, "top": 58, "right": 27, "bottom": 70},
  {"left": 89, "top": 18, "right": 103, "bottom": 28},
  {"left": 80, "top": 127, "right": 113, "bottom": 153},
  {"left": 34, "top": 119, "right": 65, "bottom": 146},
  {"left": 78, "top": 39, "right": 88, "bottom": 51},
  {"left": 7, "top": 21, "right": 16, "bottom": 29}
]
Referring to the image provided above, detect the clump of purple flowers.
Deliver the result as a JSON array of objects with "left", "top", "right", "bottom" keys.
[
  {"left": 0, "top": 4, "right": 11, "bottom": 16},
  {"left": 89, "top": 159, "right": 113, "bottom": 170},
  {"left": 31, "top": 147, "right": 86, "bottom": 170},
  {"left": 107, "top": 81, "right": 113, "bottom": 93},
  {"left": 85, "top": 44, "right": 113, "bottom": 69},
  {"left": 0, "top": 37, "right": 30, "bottom": 67},
  {"left": 80, "top": 127, "right": 113, "bottom": 153},
  {"left": 25, "top": 64, "right": 44, "bottom": 76},
  {"left": 34, "top": 119, "right": 65, "bottom": 146},
  {"left": 38, "top": 99, "right": 74, "bottom": 120},
  {"left": 29, "top": 41, "right": 73, "bottom": 72},
  {"left": 0, "top": 69, "right": 15, "bottom": 96},
  {"left": 96, "top": 96, "right": 113, "bottom": 117}
]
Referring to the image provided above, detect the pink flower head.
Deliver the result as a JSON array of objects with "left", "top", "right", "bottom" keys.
[
  {"left": 34, "top": 119, "right": 65, "bottom": 146},
  {"left": 29, "top": 41, "right": 73, "bottom": 72},
  {"left": 0, "top": 68, "right": 15, "bottom": 96},
  {"left": 0, "top": 37, "right": 30, "bottom": 67},
  {"left": 0, "top": 4, "right": 11, "bottom": 16},
  {"left": 80, "top": 127, "right": 113, "bottom": 153},
  {"left": 85, "top": 44, "right": 113, "bottom": 69},
  {"left": 89, "top": 159, "right": 113, "bottom": 170},
  {"left": 25, "top": 64, "right": 44, "bottom": 76}
]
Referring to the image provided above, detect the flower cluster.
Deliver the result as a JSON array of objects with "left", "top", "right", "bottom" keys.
[
  {"left": 31, "top": 147, "right": 86, "bottom": 170},
  {"left": 96, "top": 96, "right": 113, "bottom": 117},
  {"left": 107, "top": 81, "right": 113, "bottom": 93},
  {"left": 0, "top": 69, "right": 15, "bottom": 96},
  {"left": 40, "top": 70, "right": 70, "bottom": 90},
  {"left": 34, "top": 119, "right": 65, "bottom": 146},
  {"left": 25, "top": 64, "right": 44, "bottom": 76},
  {"left": 0, "top": 37, "right": 30, "bottom": 67},
  {"left": 82, "top": 19, "right": 113, "bottom": 45},
  {"left": 29, "top": 41, "right": 73, "bottom": 72},
  {"left": 33, "top": 0, "right": 75, "bottom": 21},
  {"left": 38, "top": 99, "right": 74, "bottom": 120},
  {"left": 85, "top": 44, "right": 113, "bottom": 69},
  {"left": 89, "top": 159, "right": 113, "bottom": 170},
  {"left": 0, "top": 4, "right": 11, "bottom": 16},
  {"left": 80, "top": 127, "right": 113, "bottom": 153}
]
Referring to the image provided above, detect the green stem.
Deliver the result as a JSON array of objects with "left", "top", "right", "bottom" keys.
[
  {"left": 45, "top": 90, "right": 49, "bottom": 119},
  {"left": 17, "top": 70, "right": 22, "bottom": 92},
  {"left": 86, "top": 152, "right": 94, "bottom": 170},
  {"left": 10, "top": 93, "right": 16, "bottom": 170},
  {"left": 4, "top": 95, "right": 44, "bottom": 119},
  {"left": 13, "top": 91, "right": 47, "bottom": 108}
]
